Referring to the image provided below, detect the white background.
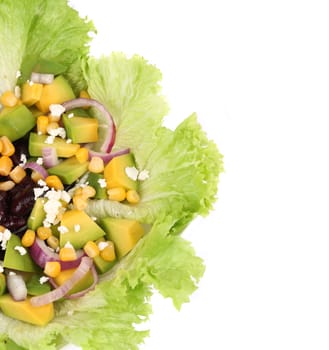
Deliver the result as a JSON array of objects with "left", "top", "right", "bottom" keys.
[{"left": 68, "top": 1, "right": 329, "bottom": 349}]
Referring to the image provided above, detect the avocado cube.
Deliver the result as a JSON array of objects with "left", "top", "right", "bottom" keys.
[{"left": 63, "top": 114, "right": 98, "bottom": 144}]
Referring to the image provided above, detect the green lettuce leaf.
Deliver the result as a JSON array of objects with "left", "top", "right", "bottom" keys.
[{"left": 0, "top": 0, "right": 95, "bottom": 96}]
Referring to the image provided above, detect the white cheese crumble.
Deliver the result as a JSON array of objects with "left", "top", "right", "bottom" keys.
[
  {"left": 14, "top": 246, "right": 27, "bottom": 256},
  {"left": 16, "top": 70, "right": 21, "bottom": 78},
  {"left": 48, "top": 127, "right": 66, "bottom": 139},
  {"left": 125, "top": 166, "right": 139, "bottom": 181},
  {"left": 74, "top": 224, "right": 81, "bottom": 232},
  {"left": 19, "top": 153, "right": 27, "bottom": 166},
  {"left": 98, "top": 241, "right": 109, "bottom": 251},
  {"left": 58, "top": 225, "right": 69, "bottom": 234},
  {"left": 0, "top": 229, "right": 11, "bottom": 250},
  {"left": 36, "top": 157, "right": 44, "bottom": 165},
  {"left": 67, "top": 113, "right": 74, "bottom": 119},
  {"left": 138, "top": 169, "right": 150, "bottom": 181},
  {"left": 39, "top": 276, "right": 50, "bottom": 284},
  {"left": 61, "top": 190, "right": 71, "bottom": 203},
  {"left": 45, "top": 135, "right": 55, "bottom": 144},
  {"left": 8, "top": 271, "right": 16, "bottom": 276},
  {"left": 64, "top": 241, "right": 74, "bottom": 249},
  {"left": 49, "top": 104, "right": 66, "bottom": 117},
  {"left": 38, "top": 179, "right": 47, "bottom": 187},
  {"left": 43, "top": 199, "right": 62, "bottom": 227},
  {"left": 14, "top": 85, "right": 21, "bottom": 99},
  {"left": 98, "top": 178, "right": 107, "bottom": 188},
  {"left": 66, "top": 138, "right": 72, "bottom": 144},
  {"left": 28, "top": 80, "right": 34, "bottom": 86},
  {"left": 0, "top": 263, "right": 4, "bottom": 273}
]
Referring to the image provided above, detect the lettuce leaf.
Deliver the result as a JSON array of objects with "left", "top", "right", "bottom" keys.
[{"left": 0, "top": 0, "right": 95, "bottom": 96}]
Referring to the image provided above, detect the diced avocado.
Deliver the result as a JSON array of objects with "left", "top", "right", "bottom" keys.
[
  {"left": 47, "top": 157, "right": 88, "bottom": 185},
  {"left": 0, "top": 273, "right": 6, "bottom": 296},
  {"left": 53, "top": 268, "right": 94, "bottom": 295},
  {"left": 98, "top": 218, "right": 144, "bottom": 258},
  {"left": 93, "top": 255, "right": 116, "bottom": 274},
  {"left": 3, "top": 338, "right": 26, "bottom": 350},
  {"left": 63, "top": 114, "right": 98, "bottom": 144},
  {"left": 26, "top": 275, "right": 51, "bottom": 296},
  {"left": 104, "top": 153, "right": 138, "bottom": 191},
  {"left": 3, "top": 234, "right": 39, "bottom": 273},
  {"left": 29, "top": 132, "right": 80, "bottom": 158},
  {"left": 32, "top": 58, "right": 67, "bottom": 75},
  {"left": 59, "top": 210, "right": 105, "bottom": 249},
  {"left": 27, "top": 198, "right": 46, "bottom": 230},
  {"left": 0, "top": 294, "right": 54, "bottom": 326},
  {"left": 0, "top": 105, "right": 35, "bottom": 141},
  {"left": 65, "top": 107, "right": 91, "bottom": 117},
  {"left": 87, "top": 173, "right": 108, "bottom": 199},
  {"left": 35, "top": 75, "right": 75, "bottom": 113},
  {"left": 21, "top": 82, "right": 43, "bottom": 106}
]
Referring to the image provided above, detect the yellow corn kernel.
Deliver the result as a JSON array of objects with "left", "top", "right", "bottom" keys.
[
  {"left": 31, "top": 170, "right": 44, "bottom": 182},
  {"left": 81, "top": 185, "right": 96, "bottom": 198},
  {"left": 59, "top": 247, "right": 77, "bottom": 261},
  {"left": 45, "top": 175, "right": 64, "bottom": 190},
  {"left": 0, "top": 90, "right": 18, "bottom": 107},
  {"left": 0, "top": 136, "right": 15, "bottom": 157},
  {"left": 0, "top": 181, "right": 15, "bottom": 191},
  {"left": 107, "top": 187, "right": 126, "bottom": 202},
  {"left": 72, "top": 194, "right": 88, "bottom": 210},
  {"left": 0, "top": 226, "right": 5, "bottom": 233},
  {"left": 9, "top": 165, "right": 26, "bottom": 184},
  {"left": 100, "top": 241, "right": 116, "bottom": 262},
  {"left": 83, "top": 241, "right": 100, "bottom": 258},
  {"left": 47, "top": 235, "right": 59, "bottom": 250},
  {"left": 21, "top": 229, "right": 36, "bottom": 248},
  {"left": 44, "top": 261, "right": 61, "bottom": 278},
  {"left": 126, "top": 190, "right": 140, "bottom": 204},
  {"left": 75, "top": 147, "right": 89, "bottom": 163},
  {"left": 37, "top": 116, "right": 49, "bottom": 134},
  {"left": 37, "top": 226, "right": 52, "bottom": 240},
  {"left": 0, "top": 156, "right": 13, "bottom": 176},
  {"left": 79, "top": 90, "right": 90, "bottom": 99},
  {"left": 88, "top": 156, "right": 104, "bottom": 174}
]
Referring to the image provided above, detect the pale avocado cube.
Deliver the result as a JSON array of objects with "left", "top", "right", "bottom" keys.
[
  {"left": 93, "top": 255, "right": 116, "bottom": 274},
  {"left": 0, "top": 105, "right": 35, "bottom": 141},
  {"left": 63, "top": 114, "right": 98, "bottom": 143},
  {"left": 87, "top": 173, "right": 107, "bottom": 199},
  {"left": 98, "top": 218, "right": 144, "bottom": 258},
  {"left": 27, "top": 198, "right": 47, "bottom": 230},
  {"left": 3, "top": 234, "right": 39, "bottom": 273},
  {"left": 60, "top": 210, "right": 106, "bottom": 249},
  {"left": 47, "top": 157, "right": 88, "bottom": 185}
]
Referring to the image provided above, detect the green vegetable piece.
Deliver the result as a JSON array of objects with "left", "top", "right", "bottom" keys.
[
  {"left": 26, "top": 275, "right": 51, "bottom": 296},
  {"left": 0, "top": 273, "right": 6, "bottom": 296},
  {"left": 87, "top": 173, "right": 108, "bottom": 199},
  {"left": 0, "top": 105, "right": 35, "bottom": 141},
  {"left": 93, "top": 255, "right": 116, "bottom": 274},
  {"left": 99, "top": 218, "right": 144, "bottom": 258},
  {"left": 59, "top": 210, "right": 106, "bottom": 249},
  {"left": 3, "top": 338, "right": 25, "bottom": 350},
  {"left": 32, "top": 58, "right": 67, "bottom": 75},
  {"left": 47, "top": 157, "right": 89, "bottom": 185},
  {"left": 3, "top": 234, "right": 39, "bottom": 273},
  {"left": 63, "top": 113, "right": 98, "bottom": 144},
  {"left": 28, "top": 132, "right": 80, "bottom": 158},
  {"left": 27, "top": 198, "right": 46, "bottom": 230}
]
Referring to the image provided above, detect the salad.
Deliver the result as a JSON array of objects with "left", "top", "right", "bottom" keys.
[{"left": 0, "top": 1, "right": 223, "bottom": 349}]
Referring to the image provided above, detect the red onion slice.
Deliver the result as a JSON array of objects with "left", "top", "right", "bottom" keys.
[
  {"left": 30, "top": 257, "right": 93, "bottom": 306},
  {"left": 42, "top": 147, "right": 59, "bottom": 168},
  {"left": 87, "top": 148, "right": 130, "bottom": 164},
  {"left": 24, "top": 162, "right": 48, "bottom": 179},
  {"left": 6, "top": 273, "right": 27, "bottom": 301},
  {"left": 62, "top": 98, "right": 116, "bottom": 153},
  {"left": 29, "top": 238, "right": 85, "bottom": 270}
]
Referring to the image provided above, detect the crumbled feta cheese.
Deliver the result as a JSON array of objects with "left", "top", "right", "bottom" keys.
[
  {"left": 19, "top": 153, "right": 27, "bottom": 166},
  {"left": 45, "top": 189, "right": 62, "bottom": 201},
  {"left": 0, "top": 263, "right": 4, "bottom": 273},
  {"left": 43, "top": 199, "right": 62, "bottom": 226},
  {"left": 8, "top": 271, "right": 16, "bottom": 276},
  {"left": 34, "top": 187, "right": 46, "bottom": 199},
  {"left": 138, "top": 169, "right": 150, "bottom": 181},
  {"left": 38, "top": 179, "right": 47, "bottom": 187},
  {"left": 58, "top": 225, "right": 69, "bottom": 234},
  {"left": 67, "top": 113, "right": 74, "bottom": 119},
  {"left": 14, "top": 246, "right": 27, "bottom": 256},
  {"left": 45, "top": 135, "right": 55, "bottom": 144},
  {"left": 16, "top": 70, "right": 21, "bottom": 78},
  {"left": 125, "top": 166, "right": 139, "bottom": 181},
  {"left": 36, "top": 157, "right": 43, "bottom": 165},
  {"left": 39, "top": 276, "right": 50, "bottom": 284},
  {"left": 74, "top": 224, "right": 81, "bottom": 232},
  {"left": 91, "top": 216, "right": 97, "bottom": 221},
  {"left": 0, "top": 229, "right": 12, "bottom": 250},
  {"left": 49, "top": 104, "right": 66, "bottom": 117},
  {"left": 48, "top": 127, "right": 66, "bottom": 139},
  {"left": 61, "top": 190, "right": 71, "bottom": 203},
  {"left": 28, "top": 80, "right": 34, "bottom": 86},
  {"left": 64, "top": 241, "right": 74, "bottom": 249},
  {"left": 14, "top": 85, "right": 21, "bottom": 98},
  {"left": 98, "top": 178, "right": 107, "bottom": 188},
  {"left": 98, "top": 241, "right": 109, "bottom": 251},
  {"left": 66, "top": 138, "right": 72, "bottom": 144}
]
